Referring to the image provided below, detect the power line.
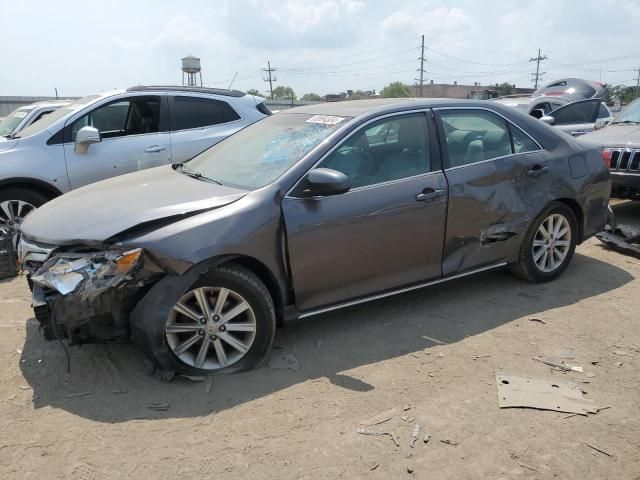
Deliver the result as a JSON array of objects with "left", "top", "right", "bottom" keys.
[
  {"left": 263, "top": 61, "right": 276, "bottom": 99},
  {"left": 529, "top": 48, "right": 547, "bottom": 88}
]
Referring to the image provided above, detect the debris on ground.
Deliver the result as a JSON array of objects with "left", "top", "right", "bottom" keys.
[
  {"left": 205, "top": 377, "right": 214, "bottom": 394},
  {"left": 529, "top": 318, "right": 546, "bottom": 324},
  {"left": 532, "top": 356, "right": 583, "bottom": 372},
  {"left": 65, "top": 391, "right": 91, "bottom": 399},
  {"left": 267, "top": 352, "right": 300, "bottom": 371},
  {"left": 612, "top": 350, "right": 630, "bottom": 356},
  {"left": 370, "top": 463, "right": 379, "bottom": 471},
  {"left": 596, "top": 223, "right": 640, "bottom": 259},
  {"left": 585, "top": 442, "right": 613, "bottom": 457},
  {"left": 357, "top": 427, "right": 400, "bottom": 447},
  {"left": 496, "top": 374, "right": 599, "bottom": 415},
  {"left": 440, "top": 439, "right": 459, "bottom": 446},
  {"left": 410, "top": 424, "right": 421, "bottom": 448},
  {"left": 407, "top": 466, "right": 414, "bottom": 473},
  {"left": 472, "top": 354, "right": 491, "bottom": 361},
  {"left": 360, "top": 408, "right": 397, "bottom": 426},
  {"left": 423, "top": 432, "right": 431, "bottom": 444},
  {"left": 518, "top": 461, "right": 537, "bottom": 471},
  {"left": 147, "top": 402, "right": 170, "bottom": 412}
]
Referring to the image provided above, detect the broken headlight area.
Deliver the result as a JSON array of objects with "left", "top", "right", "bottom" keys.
[{"left": 30, "top": 248, "right": 162, "bottom": 345}]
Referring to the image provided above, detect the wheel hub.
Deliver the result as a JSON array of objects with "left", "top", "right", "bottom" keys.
[
  {"left": 165, "top": 286, "right": 257, "bottom": 370},
  {"left": 532, "top": 213, "right": 571, "bottom": 273}
]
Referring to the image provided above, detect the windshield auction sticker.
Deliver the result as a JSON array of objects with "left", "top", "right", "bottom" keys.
[{"left": 306, "top": 115, "right": 345, "bottom": 126}]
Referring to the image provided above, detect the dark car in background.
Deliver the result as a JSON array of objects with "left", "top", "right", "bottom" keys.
[
  {"left": 580, "top": 97, "right": 640, "bottom": 199},
  {"left": 18, "top": 99, "right": 610, "bottom": 378}
]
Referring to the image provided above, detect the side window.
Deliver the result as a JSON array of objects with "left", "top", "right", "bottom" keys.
[
  {"left": 439, "top": 110, "right": 513, "bottom": 168},
  {"left": 318, "top": 114, "right": 429, "bottom": 189},
  {"left": 29, "top": 110, "right": 53, "bottom": 125},
  {"left": 551, "top": 100, "right": 599, "bottom": 125},
  {"left": 172, "top": 96, "right": 240, "bottom": 131},
  {"left": 510, "top": 125, "right": 540, "bottom": 154},
  {"left": 67, "top": 96, "right": 161, "bottom": 141},
  {"left": 597, "top": 104, "right": 610, "bottom": 119}
]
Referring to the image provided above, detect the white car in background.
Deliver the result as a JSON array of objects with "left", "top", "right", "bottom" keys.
[
  {"left": 0, "top": 100, "right": 71, "bottom": 138},
  {"left": 0, "top": 85, "right": 271, "bottom": 240}
]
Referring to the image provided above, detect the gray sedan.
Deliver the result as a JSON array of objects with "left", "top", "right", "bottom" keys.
[{"left": 18, "top": 99, "right": 611, "bottom": 377}]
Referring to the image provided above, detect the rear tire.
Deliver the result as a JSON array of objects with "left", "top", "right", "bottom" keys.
[
  {"left": 510, "top": 202, "right": 578, "bottom": 282},
  {"left": 132, "top": 263, "right": 276, "bottom": 376},
  {"left": 0, "top": 188, "right": 49, "bottom": 246}
]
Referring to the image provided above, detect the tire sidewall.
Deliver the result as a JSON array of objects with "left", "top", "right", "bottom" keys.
[
  {"left": 131, "top": 263, "right": 276, "bottom": 376},
  {"left": 521, "top": 202, "right": 578, "bottom": 282}
]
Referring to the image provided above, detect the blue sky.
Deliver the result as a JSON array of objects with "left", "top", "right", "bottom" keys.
[{"left": 1, "top": 0, "right": 639, "bottom": 97}]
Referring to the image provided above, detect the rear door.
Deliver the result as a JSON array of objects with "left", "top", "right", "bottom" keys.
[
  {"left": 282, "top": 111, "right": 448, "bottom": 311},
  {"left": 169, "top": 95, "right": 245, "bottom": 162},
  {"left": 549, "top": 99, "right": 602, "bottom": 136},
  {"left": 63, "top": 95, "right": 171, "bottom": 189},
  {"left": 435, "top": 108, "right": 551, "bottom": 276}
]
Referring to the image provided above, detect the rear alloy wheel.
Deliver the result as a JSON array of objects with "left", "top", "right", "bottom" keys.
[
  {"left": 166, "top": 287, "right": 258, "bottom": 370},
  {"left": 531, "top": 213, "right": 572, "bottom": 273},
  {"left": 511, "top": 202, "right": 578, "bottom": 282}
]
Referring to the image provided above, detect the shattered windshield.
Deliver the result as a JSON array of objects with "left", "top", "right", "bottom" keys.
[
  {"left": 182, "top": 112, "right": 349, "bottom": 189},
  {"left": 611, "top": 99, "right": 640, "bottom": 125}
]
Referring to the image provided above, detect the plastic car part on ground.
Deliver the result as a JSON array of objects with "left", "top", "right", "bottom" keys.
[
  {"left": 596, "top": 223, "right": 640, "bottom": 259},
  {"left": 0, "top": 230, "right": 18, "bottom": 279}
]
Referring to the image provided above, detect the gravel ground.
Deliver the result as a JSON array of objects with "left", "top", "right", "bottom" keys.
[{"left": 0, "top": 201, "right": 639, "bottom": 479}]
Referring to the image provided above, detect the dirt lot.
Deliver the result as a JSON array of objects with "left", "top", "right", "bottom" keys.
[{"left": 1, "top": 201, "right": 639, "bottom": 479}]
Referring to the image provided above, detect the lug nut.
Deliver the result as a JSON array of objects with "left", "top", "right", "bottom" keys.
[
  {"left": 200, "top": 318, "right": 206, "bottom": 324},
  {"left": 213, "top": 315, "right": 220, "bottom": 321},
  {"left": 219, "top": 325, "right": 226, "bottom": 332},
  {"left": 198, "top": 330, "right": 205, "bottom": 335},
  {"left": 210, "top": 335, "right": 217, "bottom": 340}
]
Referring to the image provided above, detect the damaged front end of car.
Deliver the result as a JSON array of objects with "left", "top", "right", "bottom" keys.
[{"left": 28, "top": 247, "right": 165, "bottom": 345}]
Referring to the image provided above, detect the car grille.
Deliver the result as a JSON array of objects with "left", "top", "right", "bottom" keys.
[{"left": 610, "top": 149, "right": 640, "bottom": 172}]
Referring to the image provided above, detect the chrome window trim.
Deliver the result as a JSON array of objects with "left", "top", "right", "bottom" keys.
[
  {"left": 298, "top": 261, "right": 507, "bottom": 319},
  {"left": 443, "top": 151, "right": 539, "bottom": 172},
  {"left": 434, "top": 106, "right": 544, "bottom": 170},
  {"left": 285, "top": 108, "right": 433, "bottom": 199}
]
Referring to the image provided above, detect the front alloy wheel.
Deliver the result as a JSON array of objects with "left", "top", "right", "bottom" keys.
[
  {"left": 0, "top": 200, "right": 37, "bottom": 247},
  {"left": 166, "top": 287, "right": 257, "bottom": 370}
]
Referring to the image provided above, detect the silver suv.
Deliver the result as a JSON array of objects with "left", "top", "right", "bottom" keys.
[{"left": 0, "top": 86, "right": 270, "bottom": 239}]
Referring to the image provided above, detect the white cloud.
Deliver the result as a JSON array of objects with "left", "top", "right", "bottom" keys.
[{"left": 382, "top": 6, "right": 472, "bottom": 39}]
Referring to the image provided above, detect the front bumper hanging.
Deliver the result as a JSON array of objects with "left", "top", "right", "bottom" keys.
[
  {"left": 29, "top": 248, "right": 161, "bottom": 344},
  {"left": 595, "top": 206, "right": 640, "bottom": 259}
]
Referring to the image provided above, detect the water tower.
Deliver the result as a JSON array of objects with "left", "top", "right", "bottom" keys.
[{"left": 182, "top": 55, "right": 202, "bottom": 87}]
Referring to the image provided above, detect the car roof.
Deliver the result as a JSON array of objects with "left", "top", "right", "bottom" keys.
[
  {"left": 26, "top": 99, "right": 73, "bottom": 109},
  {"left": 126, "top": 85, "right": 247, "bottom": 98},
  {"left": 283, "top": 98, "right": 490, "bottom": 118}
]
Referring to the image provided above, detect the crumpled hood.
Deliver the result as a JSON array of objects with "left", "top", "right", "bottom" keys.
[
  {"left": 580, "top": 124, "right": 640, "bottom": 147},
  {"left": 0, "top": 136, "right": 18, "bottom": 152},
  {"left": 21, "top": 165, "right": 247, "bottom": 245}
]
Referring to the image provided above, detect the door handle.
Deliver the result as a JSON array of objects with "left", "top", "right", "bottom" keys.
[
  {"left": 145, "top": 145, "right": 167, "bottom": 153},
  {"left": 526, "top": 166, "right": 549, "bottom": 178},
  {"left": 415, "top": 188, "right": 444, "bottom": 202}
]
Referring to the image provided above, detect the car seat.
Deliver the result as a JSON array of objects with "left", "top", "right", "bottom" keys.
[{"left": 376, "top": 119, "right": 428, "bottom": 182}]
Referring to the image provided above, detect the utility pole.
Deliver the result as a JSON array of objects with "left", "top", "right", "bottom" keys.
[
  {"left": 529, "top": 48, "right": 547, "bottom": 89},
  {"left": 263, "top": 61, "right": 276, "bottom": 99},
  {"left": 635, "top": 66, "right": 640, "bottom": 99},
  {"left": 415, "top": 35, "right": 427, "bottom": 97}
]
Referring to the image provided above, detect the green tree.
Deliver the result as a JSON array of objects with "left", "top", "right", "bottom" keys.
[
  {"left": 381, "top": 81, "right": 411, "bottom": 98},
  {"left": 495, "top": 82, "right": 513, "bottom": 97},
  {"left": 302, "top": 93, "right": 322, "bottom": 101},
  {"left": 604, "top": 84, "right": 638, "bottom": 106},
  {"left": 246, "top": 88, "right": 261, "bottom": 96},
  {"left": 272, "top": 85, "right": 296, "bottom": 100}
]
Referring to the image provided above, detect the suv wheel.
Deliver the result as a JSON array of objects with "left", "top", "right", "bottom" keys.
[
  {"left": 511, "top": 201, "right": 578, "bottom": 282},
  {"left": 0, "top": 189, "right": 48, "bottom": 246},
  {"left": 132, "top": 263, "right": 276, "bottom": 376}
]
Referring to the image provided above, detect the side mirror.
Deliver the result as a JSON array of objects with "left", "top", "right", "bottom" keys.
[
  {"left": 306, "top": 168, "right": 351, "bottom": 197},
  {"left": 540, "top": 116, "right": 556, "bottom": 125},
  {"left": 74, "top": 126, "right": 101, "bottom": 154}
]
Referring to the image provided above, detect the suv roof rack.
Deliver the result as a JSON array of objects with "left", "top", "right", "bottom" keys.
[{"left": 126, "top": 85, "right": 247, "bottom": 98}]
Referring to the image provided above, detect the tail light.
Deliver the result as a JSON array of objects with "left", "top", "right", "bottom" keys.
[{"left": 601, "top": 149, "right": 612, "bottom": 168}]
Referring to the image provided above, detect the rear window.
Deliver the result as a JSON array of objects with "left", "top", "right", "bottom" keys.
[
  {"left": 172, "top": 96, "right": 240, "bottom": 131},
  {"left": 256, "top": 102, "right": 272, "bottom": 116}
]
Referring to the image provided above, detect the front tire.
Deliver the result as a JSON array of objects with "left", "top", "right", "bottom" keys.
[
  {"left": 0, "top": 188, "right": 48, "bottom": 247},
  {"left": 132, "top": 263, "right": 276, "bottom": 376},
  {"left": 511, "top": 202, "right": 578, "bottom": 282}
]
